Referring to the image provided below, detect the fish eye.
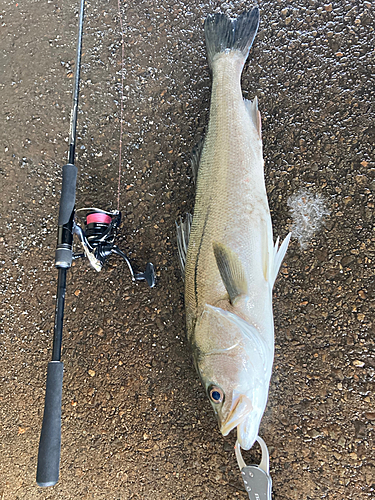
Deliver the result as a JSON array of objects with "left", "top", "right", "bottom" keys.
[{"left": 208, "top": 385, "right": 224, "bottom": 404}]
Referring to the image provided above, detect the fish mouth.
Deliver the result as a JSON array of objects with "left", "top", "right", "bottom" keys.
[
  {"left": 237, "top": 417, "right": 258, "bottom": 450},
  {"left": 220, "top": 395, "right": 252, "bottom": 436}
]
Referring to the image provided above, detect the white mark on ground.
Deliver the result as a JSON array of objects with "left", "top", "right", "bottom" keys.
[{"left": 287, "top": 189, "right": 330, "bottom": 248}]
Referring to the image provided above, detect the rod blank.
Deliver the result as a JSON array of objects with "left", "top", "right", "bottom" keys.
[{"left": 37, "top": 0, "right": 85, "bottom": 487}]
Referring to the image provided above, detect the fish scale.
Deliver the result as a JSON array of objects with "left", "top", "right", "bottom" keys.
[
  {"left": 178, "top": 6, "right": 291, "bottom": 452},
  {"left": 186, "top": 52, "right": 272, "bottom": 338}
]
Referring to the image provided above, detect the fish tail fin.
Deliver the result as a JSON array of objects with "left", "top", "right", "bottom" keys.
[{"left": 204, "top": 7, "right": 260, "bottom": 69}]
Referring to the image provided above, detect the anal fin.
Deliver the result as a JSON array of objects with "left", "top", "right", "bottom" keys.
[{"left": 244, "top": 96, "right": 261, "bottom": 137}]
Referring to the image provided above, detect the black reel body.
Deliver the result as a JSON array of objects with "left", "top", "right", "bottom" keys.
[
  {"left": 73, "top": 208, "right": 155, "bottom": 287},
  {"left": 37, "top": 0, "right": 155, "bottom": 489},
  {"left": 85, "top": 210, "right": 120, "bottom": 246}
]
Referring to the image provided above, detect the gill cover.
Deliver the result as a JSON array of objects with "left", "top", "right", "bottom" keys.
[{"left": 194, "top": 304, "right": 273, "bottom": 450}]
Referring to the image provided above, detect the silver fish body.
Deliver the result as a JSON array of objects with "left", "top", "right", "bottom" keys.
[{"left": 181, "top": 8, "right": 290, "bottom": 451}]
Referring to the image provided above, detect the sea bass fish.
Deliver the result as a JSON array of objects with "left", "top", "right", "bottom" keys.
[{"left": 177, "top": 7, "right": 291, "bottom": 451}]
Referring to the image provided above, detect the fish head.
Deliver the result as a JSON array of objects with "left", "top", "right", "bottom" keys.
[{"left": 193, "top": 304, "right": 273, "bottom": 450}]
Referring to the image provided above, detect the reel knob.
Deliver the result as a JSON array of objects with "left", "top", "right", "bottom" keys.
[{"left": 135, "top": 262, "right": 156, "bottom": 288}]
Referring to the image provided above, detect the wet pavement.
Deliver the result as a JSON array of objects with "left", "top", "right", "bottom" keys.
[{"left": 0, "top": 0, "right": 374, "bottom": 498}]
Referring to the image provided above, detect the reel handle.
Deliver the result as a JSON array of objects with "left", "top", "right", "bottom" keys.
[
  {"left": 36, "top": 362, "right": 64, "bottom": 487},
  {"left": 135, "top": 262, "right": 156, "bottom": 288}
]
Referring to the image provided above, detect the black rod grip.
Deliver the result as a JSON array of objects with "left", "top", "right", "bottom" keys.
[
  {"left": 58, "top": 163, "right": 77, "bottom": 226},
  {"left": 36, "top": 361, "right": 64, "bottom": 487}
]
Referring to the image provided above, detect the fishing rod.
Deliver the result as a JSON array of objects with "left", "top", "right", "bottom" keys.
[{"left": 36, "top": 0, "right": 155, "bottom": 487}]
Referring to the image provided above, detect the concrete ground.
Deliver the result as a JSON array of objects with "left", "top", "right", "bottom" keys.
[{"left": 0, "top": 0, "right": 374, "bottom": 498}]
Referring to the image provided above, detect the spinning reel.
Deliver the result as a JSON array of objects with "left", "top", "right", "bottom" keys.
[
  {"left": 73, "top": 208, "right": 155, "bottom": 287},
  {"left": 37, "top": 0, "right": 156, "bottom": 489}
]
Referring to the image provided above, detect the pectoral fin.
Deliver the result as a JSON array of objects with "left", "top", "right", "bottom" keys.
[{"left": 213, "top": 242, "right": 248, "bottom": 305}]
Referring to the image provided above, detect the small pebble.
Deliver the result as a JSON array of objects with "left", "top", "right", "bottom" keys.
[
  {"left": 353, "top": 360, "right": 365, "bottom": 367},
  {"left": 338, "top": 436, "right": 346, "bottom": 447}
]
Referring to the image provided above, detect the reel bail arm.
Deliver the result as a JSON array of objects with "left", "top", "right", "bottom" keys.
[
  {"left": 37, "top": 0, "right": 155, "bottom": 489},
  {"left": 73, "top": 208, "right": 156, "bottom": 287}
]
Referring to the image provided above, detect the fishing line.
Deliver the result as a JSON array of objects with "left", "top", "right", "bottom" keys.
[
  {"left": 117, "top": 0, "right": 125, "bottom": 211},
  {"left": 36, "top": 0, "right": 155, "bottom": 488}
]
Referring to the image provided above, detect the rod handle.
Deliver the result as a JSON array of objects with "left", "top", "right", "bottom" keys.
[
  {"left": 58, "top": 163, "right": 77, "bottom": 226},
  {"left": 55, "top": 164, "right": 77, "bottom": 269},
  {"left": 36, "top": 361, "right": 64, "bottom": 487}
]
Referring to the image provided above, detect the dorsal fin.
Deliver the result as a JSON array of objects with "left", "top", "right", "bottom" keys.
[
  {"left": 213, "top": 242, "right": 248, "bottom": 305},
  {"left": 191, "top": 137, "right": 204, "bottom": 184},
  {"left": 176, "top": 213, "right": 193, "bottom": 279}
]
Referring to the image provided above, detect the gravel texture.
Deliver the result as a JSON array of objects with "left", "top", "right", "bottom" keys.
[{"left": 0, "top": 0, "right": 374, "bottom": 499}]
